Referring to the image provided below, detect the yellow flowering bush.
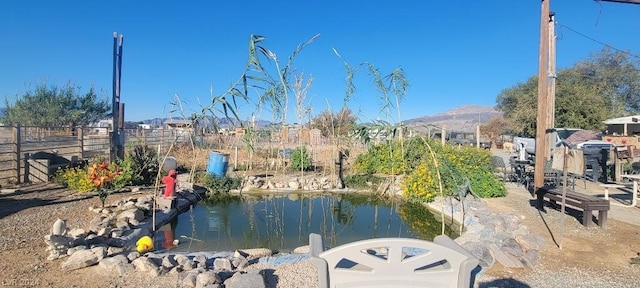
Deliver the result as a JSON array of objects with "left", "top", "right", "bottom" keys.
[
  {"left": 55, "top": 166, "right": 97, "bottom": 192},
  {"left": 353, "top": 137, "right": 506, "bottom": 202}
]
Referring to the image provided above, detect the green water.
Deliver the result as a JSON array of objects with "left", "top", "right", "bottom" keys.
[{"left": 156, "top": 192, "right": 456, "bottom": 253}]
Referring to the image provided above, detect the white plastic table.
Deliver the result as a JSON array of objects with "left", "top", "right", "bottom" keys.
[{"left": 619, "top": 174, "right": 639, "bottom": 207}]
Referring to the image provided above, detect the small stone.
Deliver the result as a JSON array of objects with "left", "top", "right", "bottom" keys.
[
  {"left": 196, "top": 271, "right": 221, "bottom": 287},
  {"left": 213, "top": 258, "right": 232, "bottom": 271},
  {"left": 123, "top": 201, "right": 136, "bottom": 210},
  {"left": 98, "top": 255, "right": 129, "bottom": 271},
  {"left": 67, "top": 245, "right": 87, "bottom": 256},
  {"left": 96, "top": 227, "right": 111, "bottom": 237},
  {"left": 162, "top": 255, "right": 178, "bottom": 269},
  {"left": 52, "top": 219, "right": 67, "bottom": 236},
  {"left": 501, "top": 238, "right": 524, "bottom": 257},
  {"left": 110, "top": 228, "right": 124, "bottom": 238},
  {"left": 115, "top": 221, "right": 130, "bottom": 230},
  {"left": 182, "top": 272, "right": 198, "bottom": 287},
  {"left": 127, "top": 251, "right": 140, "bottom": 262},
  {"left": 288, "top": 181, "right": 300, "bottom": 190},
  {"left": 169, "top": 265, "right": 184, "bottom": 274},
  {"left": 224, "top": 271, "right": 265, "bottom": 288},
  {"left": 174, "top": 254, "right": 191, "bottom": 265},
  {"left": 68, "top": 228, "right": 87, "bottom": 238},
  {"left": 490, "top": 247, "right": 524, "bottom": 268},
  {"left": 231, "top": 256, "right": 249, "bottom": 270},
  {"left": 107, "top": 246, "right": 125, "bottom": 256},
  {"left": 193, "top": 254, "right": 207, "bottom": 265},
  {"left": 132, "top": 257, "right": 159, "bottom": 272},
  {"left": 117, "top": 208, "right": 145, "bottom": 223}
]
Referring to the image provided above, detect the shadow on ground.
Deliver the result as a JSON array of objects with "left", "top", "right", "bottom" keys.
[
  {"left": 0, "top": 183, "right": 134, "bottom": 219},
  {"left": 477, "top": 278, "right": 531, "bottom": 288}
]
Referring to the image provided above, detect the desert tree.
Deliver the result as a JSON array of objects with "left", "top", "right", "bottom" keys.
[{"left": 2, "top": 83, "right": 109, "bottom": 127}]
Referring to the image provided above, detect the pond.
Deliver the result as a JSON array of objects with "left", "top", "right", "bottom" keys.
[{"left": 154, "top": 192, "right": 457, "bottom": 253}]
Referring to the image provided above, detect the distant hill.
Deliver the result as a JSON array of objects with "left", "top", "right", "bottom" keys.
[
  {"left": 131, "top": 105, "right": 501, "bottom": 133},
  {"left": 405, "top": 105, "right": 502, "bottom": 133}
]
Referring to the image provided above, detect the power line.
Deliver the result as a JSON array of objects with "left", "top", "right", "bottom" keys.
[{"left": 556, "top": 22, "right": 640, "bottom": 59}]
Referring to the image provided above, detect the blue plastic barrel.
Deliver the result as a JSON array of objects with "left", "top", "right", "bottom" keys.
[{"left": 207, "top": 152, "right": 229, "bottom": 177}]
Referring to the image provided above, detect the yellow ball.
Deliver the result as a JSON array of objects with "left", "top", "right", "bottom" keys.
[{"left": 136, "top": 236, "right": 153, "bottom": 253}]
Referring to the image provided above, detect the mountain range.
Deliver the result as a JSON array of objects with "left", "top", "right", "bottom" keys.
[
  {"left": 0, "top": 105, "right": 501, "bottom": 132},
  {"left": 404, "top": 105, "right": 502, "bottom": 133}
]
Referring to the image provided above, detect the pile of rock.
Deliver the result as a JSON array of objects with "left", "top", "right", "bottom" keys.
[
  {"left": 242, "top": 175, "right": 337, "bottom": 191},
  {"left": 428, "top": 195, "right": 546, "bottom": 270},
  {"left": 45, "top": 194, "right": 155, "bottom": 261}
]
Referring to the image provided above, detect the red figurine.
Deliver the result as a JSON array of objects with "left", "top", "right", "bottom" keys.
[{"left": 162, "top": 169, "right": 177, "bottom": 198}]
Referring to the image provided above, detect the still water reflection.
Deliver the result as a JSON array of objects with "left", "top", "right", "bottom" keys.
[{"left": 155, "top": 192, "right": 457, "bottom": 253}]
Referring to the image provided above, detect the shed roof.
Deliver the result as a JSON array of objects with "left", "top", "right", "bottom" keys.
[{"left": 603, "top": 115, "right": 640, "bottom": 125}]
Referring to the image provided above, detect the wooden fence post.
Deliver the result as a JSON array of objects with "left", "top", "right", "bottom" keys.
[
  {"left": 13, "top": 125, "right": 21, "bottom": 184},
  {"left": 77, "top": 127, "right": 84, "bottom": 160}
]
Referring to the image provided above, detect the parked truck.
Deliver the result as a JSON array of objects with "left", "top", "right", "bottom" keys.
[{"left": 513, "top": 128, "right": 585, "bottom": 157}]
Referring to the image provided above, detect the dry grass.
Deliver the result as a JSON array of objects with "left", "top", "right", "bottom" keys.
[{"left": 167, "top": 141, "right": 366, "bottom": 176}]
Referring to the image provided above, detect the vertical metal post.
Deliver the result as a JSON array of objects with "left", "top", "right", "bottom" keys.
[
  {"left": 111, "top": 32, "right": 118, "bottom": 162},
  {"left": 111, "top": 32, "right": 124, "bottom": 161}
]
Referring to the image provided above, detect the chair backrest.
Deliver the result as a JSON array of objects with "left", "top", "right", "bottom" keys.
[
  {"left": 309, "top": 234, "right": 479, "bottom": 288},
  {"left": 491, "top": 156, "right": 505, "bottom": 168}
]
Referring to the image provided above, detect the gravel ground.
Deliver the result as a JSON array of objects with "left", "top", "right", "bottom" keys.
[{"left": 1, "top": 181, "right": 639, "bottom": 288}]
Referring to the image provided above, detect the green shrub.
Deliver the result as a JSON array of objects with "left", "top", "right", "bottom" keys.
[
  {"left": 128, "top": 145, "right": 159, "bottom": 186},
  {"left": 353, "top": 138, "right": 428, "bottom": 175},
  {"left": 112, "top": 157, "right": 134, "bottom": 189},
  {"left": 196, "top": 172, "right": 241, "bottom": 195},
  {"left": 343, "top": 174, "right": 384, "bottom": 189},
  {"left": 352, "top": 137, "right": 506, "bottom": 202},
  {"left": 291, "top": 146, "right": 312, "bottom": 171},
  {"left": 54, "top": 166, "right": 96, "bottom": 192}
]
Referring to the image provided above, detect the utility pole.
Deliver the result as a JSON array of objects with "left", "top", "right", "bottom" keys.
[
  {"left": 545, "top": 12, "right": 556, "bottom": 161},
  {"left": 534, "top": 0, "right": 550, "bottom": 190}
]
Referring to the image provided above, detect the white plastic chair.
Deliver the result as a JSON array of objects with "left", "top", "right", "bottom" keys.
[{"left": 309, "top": 234, "right": 479, "bottom": 288}]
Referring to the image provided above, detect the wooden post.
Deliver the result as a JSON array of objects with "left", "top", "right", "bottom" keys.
[
  {"left": 13, "top": 125, "right": 21, "bottom": 184},
  {"left": 614, "top": 154, "right": 622, "bottom": 182},
  {"left": 534, "top": 0, "right": 551, "bottom": 190},
  {"left": 77, "top": 126, "right": 84, "bottom": 160},
  {"left": 476, "top": 125, "right": 480, "bottom": 148},
  {"left": 441, "top": 126, "right": 446, "bottom": 146}
]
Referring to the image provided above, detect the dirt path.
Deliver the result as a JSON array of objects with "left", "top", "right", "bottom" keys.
[{"left": 478, "top": 182, "right": 640, "bottom": 287}]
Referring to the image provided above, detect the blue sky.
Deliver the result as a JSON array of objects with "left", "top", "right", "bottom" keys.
[{"left": 1, "top": 0, "right": 638, "bottom": 123}]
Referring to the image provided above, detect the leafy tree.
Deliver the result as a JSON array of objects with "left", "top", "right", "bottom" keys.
[
  {"left": 480, "top": 117, "right": 513, "bottom": 145},
  {"left": 496, "top": 48, "right": 640, "bottom": 137},
  {"left": 309, "top": 107, "right": 357, "bottom": 137},
  {"left": 2, "top": 83, "right": 109, "bottom": 127}
]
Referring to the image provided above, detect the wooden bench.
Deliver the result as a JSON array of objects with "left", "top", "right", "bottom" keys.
[{"left": 536, "top": 186, "right": 610, "bottom": 227}]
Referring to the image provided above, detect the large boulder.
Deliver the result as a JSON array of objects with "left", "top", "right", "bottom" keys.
[
  {"left": 99, "top": 255, "right": 133, "bottom": 276},
  {"left": 61, "top": 246, "right": 107, "bottom": 271}
]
